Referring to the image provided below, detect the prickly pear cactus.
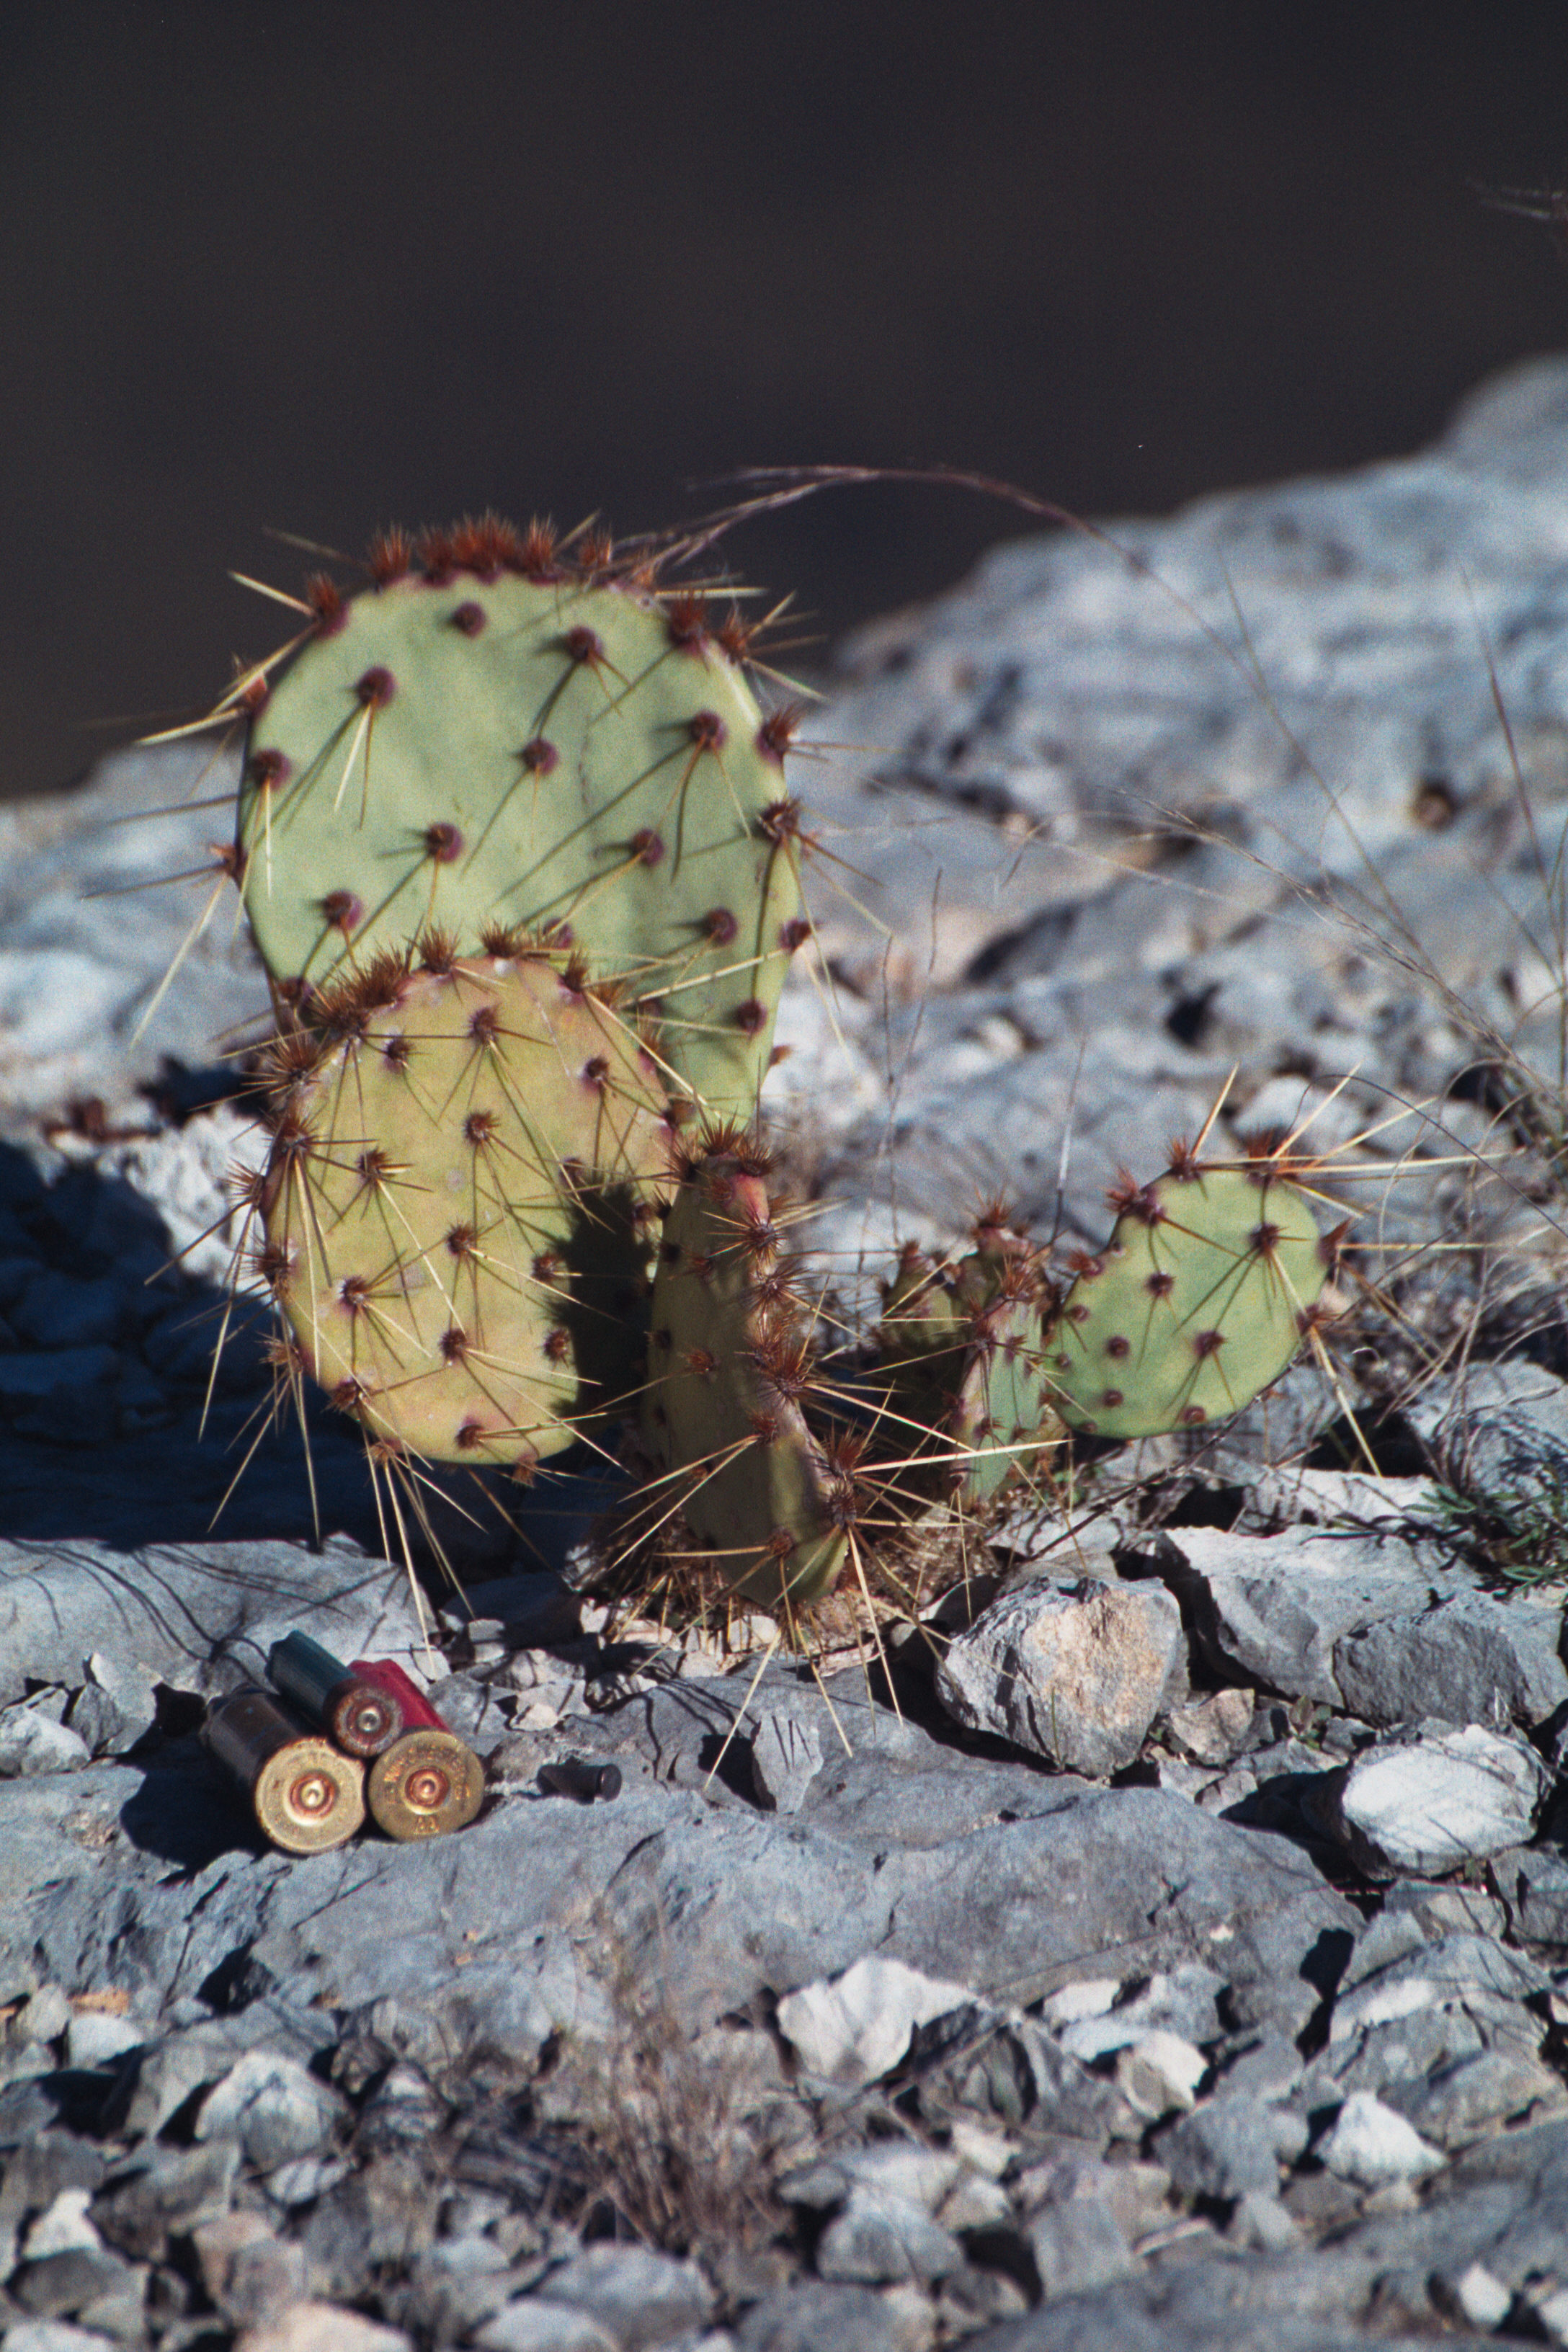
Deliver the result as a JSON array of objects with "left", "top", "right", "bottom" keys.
[
  {"left": 873, "top": 1225, "right": 1064, "bottom": 1507},
  {"left": 643, "top": 1132, "right": 848, "bottom": 1610},
  {"left": 238, "top": 535, "right": 806, "bottom": 1120},
  {"left": 255, "top": 940, "right": 670, "bottom": 1471},
  {"left": 1045, "top": 1157, "right": 1332, "bottom": 1440}
]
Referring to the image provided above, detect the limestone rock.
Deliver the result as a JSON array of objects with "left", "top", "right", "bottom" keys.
[
  {"left": 1318, "top": 2090, "right": 1445, "bottom": 2188},
  {"left": 934, "top": 1579, "right": 1182, "bottom": 1774},
  {"left": 1312, "top": 1724, "right": 1547, "bottom": 1877}
]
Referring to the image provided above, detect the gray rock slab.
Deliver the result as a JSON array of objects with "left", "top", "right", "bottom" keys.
[
  {"left": 1311, "top": 1724, "right": 1548, "bottom": 1877},
  {"left": 956, "top": 2256, "right": 1492, "bottom": 2350},
  {"left": 195, "top": 2049, "right": 347, "bottom": 2170},
  {"left": 90, "top": 2138, "right": 240, "bottom": 2261},
  {"left": 4, "top": 1669, "right": 1355, "bottom": 2046},
  {"left": 0, "top": 739, "right": 260, "bottom": 1126},
  {"left": 1026, "top": 2198, "right": 1135, "bottom": 2302},
  {"left": 935, "top": 1580, "right": 1182, "bottom": 1775},
  {"left": 1494, "top": 1845, "right": 1568, "bottom": 1953},
  {"left": 537, "top": 2244, "right": 716, "bottom": 2348},
  {"left": 1328, "top": 1930, "right": 1548, "bottom": 2044},
  {"left": 0, "top": 1536, "right": 429, "bottom": 1711},
  {"left": 1404, "top": 1360, "right": 1568, "bottom": 1497},
  {"left": 1382, "top": 2046, "right": 1568, "bottom": 2148},
  {"left": 1331, "top": 1590, "right": 1568, "bottom": 1729},
  {"left": 396, "top": 2236, "right": 513, "bottom": 2344},
  {"left": 1154, "top": 2093, "right": 1309, "bottom": 2201},
  {"left": 735, "top": 2281, "right": 927, "bottom": 2352},
  {"left": 814, "top": 2190, "right": 962, "bottom": 2286},
  {"left": 1137, "top": 1524, "right": 1472, "bottom": 1707},
  {"left": 478, "top": 2299, "right": 620, "bottom": 2351},
  {"left": 750, "top": 1709, "right": 824, "bottom": 1814}
]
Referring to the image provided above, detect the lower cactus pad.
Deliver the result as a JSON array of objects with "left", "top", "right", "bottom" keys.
[{"left": 256, "top": 947, "right": 669, "bottom": 1470}]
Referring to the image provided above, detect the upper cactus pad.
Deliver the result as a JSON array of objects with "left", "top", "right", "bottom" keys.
[
  {"left": 239, "top": 562, "right": 805, "bottom": 1119},
  {"left": 256, "top": 947, "right": 669, "bottom": 1471}
]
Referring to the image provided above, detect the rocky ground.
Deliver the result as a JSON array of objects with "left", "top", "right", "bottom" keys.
[{"left": 6, "top": 361, "right": 1568, "bottom": 2349}]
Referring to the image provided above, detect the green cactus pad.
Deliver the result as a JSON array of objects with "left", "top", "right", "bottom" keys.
[
  {"left": 1046, "top": 1160, "right": 1330, "bottom": 1440},
  {"left": 643, "top": 1138, "right": 847, "bottom": 1611},
  {"left": 239, "top": 560, "right": 805, "bottom": 1119},
  {"left": 256, "top": 948, "right": 669, "bottom": 1471},
  {"left": 873, "top": 1239, "right": 1063, "bottom": 1507}
]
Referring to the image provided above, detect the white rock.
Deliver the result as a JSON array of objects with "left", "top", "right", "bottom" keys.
[
  {"left": 1538, "top": 2284, "right": 1568, "bottom": 2346},
  {"left": 66, "top": 2008, "right": 146, "bottom": 2067},
  {"left": 938, "top": 2171, "right": 1015, "bottom": 2231},
  {"left": 1114, "top": 2029, "right": 1207, "bottom": 2119},
  {"left": 232, "top": 2302, "right": 410, "bottom": 2351},
  {"left": 197, "top": 2050, "right": 346, "bottom": 2170},
  {"left": 266, "top": 2157, "right": 352, "bottom": 2207},
  {"left": 1318, "top": 2090, "right": 1445, "bottom": 2188},
  {"left": 21, "top": 2188, "right": 102, "bottom": 2259},
  {"left": 0, "top": 1706, "right": 91, "bottom": 1778},
  {"left": 935, "top": 1580, "right": 1182, "bottom": 1776},
  {"left": 947, "top": 2119, "right": 1015, "bottom": 2179},
  {"left": 775, "top": 1955, "right": 978, "bottom": 2088},
  {"left": 1322, "top": 1724, "right": 1546, "bottom": 1876},
  {"left": 0, "top": 2323, "right": 122, "bottom": 2352},
  {"left": 476, "top": 2304, "right": 618, "bottom": 2352},
  {"left": 10, "top": 1984, "right": 70, "bottom": 2046},
  {"left": 827, "top": 2144, "right": 961, "bottom": 2213},
  {"left": 1450, "top": 2263, "right": 1513, "bottom": 2329},
  {"left": 1040, "top": 1978, "right": 1120, "bottom": 2028}
]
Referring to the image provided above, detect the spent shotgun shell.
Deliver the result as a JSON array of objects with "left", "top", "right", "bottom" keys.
[
  {"left": 267, "top": 1632, "right": 406, "bottom": 1758},
  {"left": 348, "top": 1657, "right": 450, "bottom": 1732},
  {"left": 203, "top": 1686, "right": 366, "bottom": 1855},
  {"left": 352, "top": 1661, "right": 484, "bottom": 1840}
]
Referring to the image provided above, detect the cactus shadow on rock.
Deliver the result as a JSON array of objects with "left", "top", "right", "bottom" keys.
[{"left": 0, "top": 1128, "right": 585, "bottom": 1574}]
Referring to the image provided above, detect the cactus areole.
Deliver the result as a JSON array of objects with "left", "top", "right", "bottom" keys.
[{"left": 239, "top": 568, "right": 803, "bottom": 1121}]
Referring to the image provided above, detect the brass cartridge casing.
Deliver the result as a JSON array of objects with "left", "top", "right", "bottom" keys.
[
  {"left": 366, "top": 1728, "right": 484, "bottom": 1840},
  {"left": 205, "top": 1687, "right": 366, "bottom": 1854}
]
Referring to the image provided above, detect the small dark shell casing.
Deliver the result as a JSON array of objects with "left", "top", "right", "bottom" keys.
[{"left": 539, "top": 1758, "right": 623, "bottom": 1804}]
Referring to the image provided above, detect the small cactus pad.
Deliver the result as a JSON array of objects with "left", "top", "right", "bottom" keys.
[
  {"left": 643, "top": 1136, "right": 847, "bottom": 1611},
  {"left": 238, "top": 557, "right": 803, "bottom": 1118},
  {"left": 1046, "top": 1160, "right": 1331, "bottom": 1440},
  {"left": 256, "top": 948, "right": 669, "bottom": 1469},
  {"left": 874, "top": 1238, "right": 1063, "bottom": 1507}
]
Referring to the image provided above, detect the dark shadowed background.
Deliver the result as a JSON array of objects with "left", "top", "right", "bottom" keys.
[{"left": 4, "top": 0, "right": 1568, "bottom": 802}]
